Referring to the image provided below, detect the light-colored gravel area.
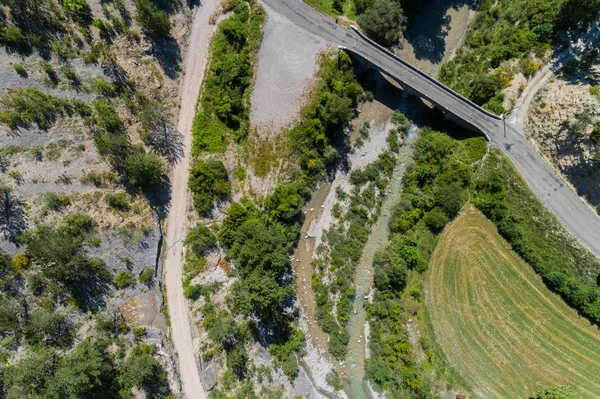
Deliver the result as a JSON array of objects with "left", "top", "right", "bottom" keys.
[{"left": 250, "top": 3, "right": 328, "bottom": 135}]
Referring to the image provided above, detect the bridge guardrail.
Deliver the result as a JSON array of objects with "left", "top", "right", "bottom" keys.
[{"left": 350, "top": 26, "right": 503, "bottom": 121}]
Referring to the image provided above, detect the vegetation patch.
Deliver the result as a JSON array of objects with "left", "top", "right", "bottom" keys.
[
  {"left": 440, "top": 0, "right": 600, "bottom": 114},
  {"left": 366, "top": 127, "right": 477, "bottom": 397},
  {"left": 366, "top": 125, "right": 600, "bottom": 397},
  {"left": 188, "top": 159, "right": 231, "bottom": 217},
  {"left": 288, "top": 51, "right": 362, "bottom": 185},
  {"left": 191, "top": 0, "right": 265, "bottom": 155},
  {"left": 313, "top": 150, "right": 396, "bottom": 359},
  {"left": 195, "top": 51, "right": 365, "bottom": 393},
  {"left": 426, "top": 206, "right": 600, "bottom": 398}
]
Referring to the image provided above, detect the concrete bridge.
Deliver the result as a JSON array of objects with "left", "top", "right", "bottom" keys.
[{"left": 263, "top": 0, "right": 600, "bottom": 258}]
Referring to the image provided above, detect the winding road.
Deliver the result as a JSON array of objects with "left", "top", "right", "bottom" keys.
[
  {"left": 164, "top": 1, "right": 220, "bottom": 398},
  {"left": 262, "top": 0, "right": 600, "bottom": 259}
]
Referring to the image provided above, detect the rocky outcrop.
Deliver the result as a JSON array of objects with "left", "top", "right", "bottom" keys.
[{"left": 526, "top": 68, "right": 600, "bottom": 209}]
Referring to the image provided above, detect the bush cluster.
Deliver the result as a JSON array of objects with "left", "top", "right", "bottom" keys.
[
  {"left": 366, "top": 128, "right": 481, "bottom": 397},
  {"left": 314, "top": 151, "right": 396, "bottom": 359},
  {"left": 188, "top": 159, "right": 231, "bottom": 216},
  {"left": 192, "top": 0, "right": 264, "bottom": 154},
  {"left": 0, "top": 88, "right": 91, "bottom": 130},
  {"left": 289, "top": 51, "right": 362, "bottom": 184},
  {"left": 215, "top": 181, "right": 310, "bottom": 379}
]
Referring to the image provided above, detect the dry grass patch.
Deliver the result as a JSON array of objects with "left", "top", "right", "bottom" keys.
[{"left": 426, "top": 205, "right": 600, "bottom": 399}]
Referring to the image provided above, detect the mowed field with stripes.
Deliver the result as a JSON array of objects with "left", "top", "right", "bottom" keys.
[{"left": 426, "top": 206, "right": 600, "bottom": 398}]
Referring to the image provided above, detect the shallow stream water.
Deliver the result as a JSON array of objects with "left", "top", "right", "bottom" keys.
[{"left": 344, "top": 123, "right": 417, "bottom": 399}]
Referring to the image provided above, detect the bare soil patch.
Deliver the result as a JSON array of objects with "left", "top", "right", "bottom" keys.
[{"left": 526, "top": 68, "right": 600, "bottom": 208}]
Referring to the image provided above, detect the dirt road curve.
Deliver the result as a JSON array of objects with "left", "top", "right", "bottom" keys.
[{"left": 165, "top": 2, "right": 220, "bottom": 398}]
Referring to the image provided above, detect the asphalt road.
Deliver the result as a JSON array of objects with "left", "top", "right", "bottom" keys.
[{"left": 263, "top": 0, "right": 600, "bottom": 258}]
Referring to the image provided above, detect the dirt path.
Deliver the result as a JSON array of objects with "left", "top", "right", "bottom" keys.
[{"left": 164, "top": 2, "right": 221, "bottom": 398}]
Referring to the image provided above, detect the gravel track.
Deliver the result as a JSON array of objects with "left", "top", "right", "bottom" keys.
[
  {"left": 163, "top": 3, "right": 221, "bottom": 398},
  {"left": 250, "top": 3, "right": 327, "bottom": 135}
]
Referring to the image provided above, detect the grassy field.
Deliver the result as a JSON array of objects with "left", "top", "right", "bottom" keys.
[{"left": 426, "top": 206, "right": 600, "bottom": 399}]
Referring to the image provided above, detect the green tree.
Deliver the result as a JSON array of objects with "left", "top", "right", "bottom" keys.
[
  {"left": 321, "top": 93, "right": 353, "bottom": 133},
  {"left": 117, "top": 347, "right": 169, "bottom": 398},
  {"left": 0, "top": 298, "right": 20, "bottom": 335},
  {"left": 266, "top": 183, "right": 304, "bottom": 224},
  {"left": 218, "top": 202, "right": 250, "bottom": 247},
  {"left": 4, "top": 347, "right": 55, "bottom": 398},
  {"left": 186, "top": 224, "right": 217, "bottom": 256},
  {"left": 124, "top": 152, "right": 163, "bottom": 190},
  {"left": 357, "top": 0, "right": 406, "bottom": 47},
  {"left": 45, "top": 341, "right": 115, "bottom": 399},
  {"left": 470, "top": 74, "right": 501, "bottom": 106},
  {"left": 557, "top": 0, "right": 600, "bottom": 30},
  {"left": 206, "top": 313, "right": 238, "bottom": 348},
  {"left": 24, "top": 215, "right": 111, "bottom": 306},
  {"left": 228, "top": 219, "right": 291, "bottom": 279},
  {"left": 133, "top": 0, "right": 171, "bottom": 39},
  {"left": 423, "top": 206, "right": 449, "bottom": 232},
  {"left": 24, "top": 310, "right": 73, "bottom": 347},
  {"left": 233, "top": 270, "right": 293, "bottom": 322},
  {"left": 436, "top": 182, "right": 464, "bottom": 217},
  {"left": 373, "top": 248, "right": 407, "bottom": 292},
  {"left": 531, "top": 386, "right": 582, "bottom": 399},
  {"left": 188, "top": 159, "right": 231, "bottom": 216}
]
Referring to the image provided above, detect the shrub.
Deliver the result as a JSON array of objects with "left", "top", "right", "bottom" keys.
[
  {"left": 60, "top": 65, "right": 79, "bottom": 83},
  {"left": 133, "top": 0, "right": 171, "bottom": 39},
  {"left": 11, "top": 254, "right": 29, "bottom": 272},
  {"left": 188, "top": 159, "right": 231, "bottom": 216},
  {"left": 521, "top": 58, "right": 541, "bottom": 76},
  {"left": 93, "top": 18, "right": 113, "bottom": 38},
  {"left": 91, "top": 78, "right": 116, "bottom": 97},
  {"left": 62, "top": 0, "right": 92, "bottom": 24},
  {"left": 184, "top": 284, "right": 201, "bottom": 299},
  {"left": 531, "top": 385, "right": 582, "bottom": 399},
  {"left": 105, "top": 192, "right": 130, "bottom": 211},
  {"left": 139, "top": 268, "right": 154, "bottom": 284},
  {"left": 13, "top": 64, "right": 27, "bottom": 77},
  {"left": 1, "top": 27, "right": 31, "bottom": 51},
  {"left": 124, "top": 152, "right": 163, "bottom": 190},
  {"left": 590, "top": 125, "right": 600, "bottom": 144},
  {"left": 114, "top": 271, "right": 135, "bottom": 289},
  {"left": 44, "top": 192, "right": 71, "bottom": 211},
  {"left": 93, "top": 99, "right": 122, "bottom": 133},
  {"left": 186, "top": 224, "right": 217, "bottom": 256},
  {"left": 192, "top": 112, "right": 227, "bottom": 153},
  {"left": 0, "top": 88, "right": 82, "bottom": 130}
]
